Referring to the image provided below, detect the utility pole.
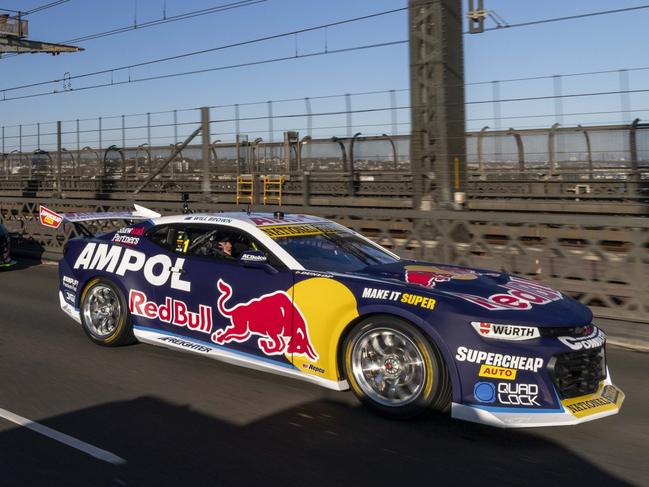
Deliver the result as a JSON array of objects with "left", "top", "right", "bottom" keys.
[{"left": 409, "top": 0, "right": 466, "bottom": 209}]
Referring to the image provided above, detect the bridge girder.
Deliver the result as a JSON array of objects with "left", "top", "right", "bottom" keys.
[{"left": 409, "top": 0, "right": 466, "bottom": 209}]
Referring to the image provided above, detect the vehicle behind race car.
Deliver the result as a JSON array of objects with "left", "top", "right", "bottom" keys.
[
  {"left": 0, "top": 224, "right": 16, "bottom": 268},
  {"left": 42, "top": 205, "right": 625, "bottom": 427}
]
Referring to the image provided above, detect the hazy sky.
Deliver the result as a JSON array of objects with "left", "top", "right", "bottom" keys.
[{"left": 0, "top": 0, "right": 647, "bottom": 151}]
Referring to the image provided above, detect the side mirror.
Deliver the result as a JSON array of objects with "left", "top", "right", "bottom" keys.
[{"left": 239, "top": 250, "right": 278, "bottom": 274}]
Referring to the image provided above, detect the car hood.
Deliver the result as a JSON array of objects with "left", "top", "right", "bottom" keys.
[{"left": 353, "top": 261, "right": 592, "bottom": 327}]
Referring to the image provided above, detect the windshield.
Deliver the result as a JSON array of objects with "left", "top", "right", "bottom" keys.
[{"left": 261, "top": 222, "right": 399, "bottom": 272}]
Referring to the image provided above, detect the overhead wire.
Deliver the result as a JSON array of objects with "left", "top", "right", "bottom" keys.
[
  {"left": 478, "top": 4, "right": 649, "bottom": 32},
  {"left": 0, "top": 5, "right": 413, "bottom": 97}
]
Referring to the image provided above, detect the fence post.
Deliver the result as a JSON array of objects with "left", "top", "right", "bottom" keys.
[
  {"left": 267, "top": 101, "right": 273, "bottom": 143},
  {"left": 56, "top": 121, "right": 62, "bottom": 197},
  {"left": 548, "top": 123, "right": 560, "bottom": 177},
  {"left": 348, "top": 132, "right": 362, "bottom": 197},
  {"left": 345, "top": 93, "right": 352, "bottom": 137},
  {"left": 390, "top": 89, "right": 398, "bottom": 136},
  {"left": 577, "top": 125, "right": 593, "bottom": 179},
  {"left": 477, "top": 126, "right": 489, "bottom": 179},
  {"left": 201, "top": 106, "right": 211, "bottom": 198},
  {"left": 304, "top": 97, "right": 312, "bottom": 137},
  {"left": 629, "top": 118, "right": 640, "bottom": 180},
  {"left": 507, "top": 128, "right": 525, "bottom": 177},
  {"left": 75, "top": 119, "right": 80, "bottom": 177}
]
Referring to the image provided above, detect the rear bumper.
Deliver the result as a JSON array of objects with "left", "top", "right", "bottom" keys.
[{"left": 452, "top": 373, "right": 624, "bottom": 428}]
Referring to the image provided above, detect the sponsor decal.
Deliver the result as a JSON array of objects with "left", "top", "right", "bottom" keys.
[
  {"left": 497, "top": 382, "right": 540, "bottom": 407},
  {"left": 250, "top": 215, "right": 322, "bottom": 226},
  {"left": 62, "top": 275, "right": 79, "bottom": 292},
  {"left": 295, "top": 270, "right": 333, "bottom": 279},
  {"left": 129, "top": 290, "right": 213, "bottom": 334},
  {"left": 261, "top": 224, "right": 323, "bottom": 238},
  {"left": 240, "top": 252, "right": 267, "bottom": 262},
  {"left": 566, "top": 397, "right": 610, "bottom": 414},
  {"left": 558, "top": 327, "right": 606, "bottom": 351},
  {"left": 479, "top": 364, "right": 517, "bottom": 380},
  {"left": 456, "top": 346, "right": 544, "bottom": 372},
  {"left": 183, "top": 215, "right": 232, "bottom": 223},
  {"left": 111, "top": 226, "right": 144, "bottom": 246},
  {"left": 562, "top": 384, "right": 625, "bottom": 418},
  {"left": 157, "top": 336, "right": 213, "bottom": 353},
  {"left": 474, "top": 381, "right": 540, "bottom": 407},
  {"left": 64, "top": 290, "right": 76, "bottom": 303},
  {"left": 39, "top": 206, "right": 63, "bottom": 229},
  {"left": 303, "top": 363, "right": 325, "bottom": 374},
  {"left": 111, "top": 235, "right": 140, "bottom": 246},
  {"left": 450, "top": 276, "right": 562, "bottom": 311},
  {"left": 362, "top": 287, "right": 436, "bottom": 310},
  {"left": 471, "top": 322, "right": 540, "bottom": 341},
  {"left": 601, "top": 384, "right": 621, "bottom": 404},
  {"left": 213, "top": 279, "right": 319, "bottom": 361},
  {"left": 73, "top": 243, "right": 191, "bottom": 292},
  {"left": 405, "top": 265, "right": 479, "bottom": 288},
  {"left": 473, "top": 382, "right": 496, "bottom": 403}
]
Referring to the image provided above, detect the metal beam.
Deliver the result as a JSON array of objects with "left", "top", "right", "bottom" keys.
[
  {"left": 409, "top": 0, "right": 467, "bottom": 209},
  {"left": 0, "top": 36, "right": 82, "bottom": 53}
]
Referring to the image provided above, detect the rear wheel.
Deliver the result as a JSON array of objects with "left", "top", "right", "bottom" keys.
[
  {"left": 80, "top": 278, "right": 133, "bottom": 346},
  {"left": 342, "top": 316, "right": 451, "bottom": 418}
]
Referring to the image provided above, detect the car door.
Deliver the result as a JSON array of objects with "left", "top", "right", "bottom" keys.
[{"left": 150, "top": 223, "right": 299, "bottom": 368}]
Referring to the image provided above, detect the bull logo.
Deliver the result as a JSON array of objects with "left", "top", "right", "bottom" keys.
[
  {"left": 405, "top": 265, "right": 478, "bottom": 289},
  {"left": 212, "top": 279, "right": 319, "bottom": 362}
]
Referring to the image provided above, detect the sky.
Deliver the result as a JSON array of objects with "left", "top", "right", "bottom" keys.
[{"left": 0, "top": 0, "right": 648, "bottom": 152}]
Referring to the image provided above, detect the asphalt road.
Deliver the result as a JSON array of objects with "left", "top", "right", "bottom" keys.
[{"left": 0, "top": 262, "right": 647, "bottom": 487}]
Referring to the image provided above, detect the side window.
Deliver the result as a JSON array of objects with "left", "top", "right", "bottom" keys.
[
  {"left": 146, "top": 225, "right": 174, "bottom": 250},
  {"left": 189, "top": 226, "right": 285, "bottom": 269},
  {"left": 146, "top": 224, "right": 285, "bottom": 269}
]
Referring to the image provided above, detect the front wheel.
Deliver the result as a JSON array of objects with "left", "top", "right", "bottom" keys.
[
  {"left": 80, "top": 278, "right": 134, "bottom": 347},
  {"left": 342, "top": 316, "right": 451, "bottom": 418}
]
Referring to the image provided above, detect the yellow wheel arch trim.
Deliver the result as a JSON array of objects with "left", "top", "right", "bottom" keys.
[{"left": 287, "top": 278, "right": 359, "bottom": 382}]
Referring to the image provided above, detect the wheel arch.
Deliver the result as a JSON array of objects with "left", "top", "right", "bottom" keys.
[{"left": 335, "top": 306, "right": 455, "bottom": 387}]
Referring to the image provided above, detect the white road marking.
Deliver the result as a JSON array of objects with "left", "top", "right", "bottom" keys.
[{"left": 0, "top": 407, "right": 126, "bottom": 465}]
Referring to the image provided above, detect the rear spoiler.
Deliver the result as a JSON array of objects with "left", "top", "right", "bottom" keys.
[{"left": 39, "top": 204, "right": 161, "bottom": 230}]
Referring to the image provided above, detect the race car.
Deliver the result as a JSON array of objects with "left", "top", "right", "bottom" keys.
[
  {"left": 0, "top": 223, "right": 16, "bottom": 269},
  {"left": 42, "top": 204, "right": 624, "bottom": 427}
]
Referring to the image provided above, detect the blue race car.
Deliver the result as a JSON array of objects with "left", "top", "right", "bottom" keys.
[
  {"left": 0, "top": 223, "right": 16, "bottom": 269},
  {"left": 43, "top": 205, "right": 624, "bottom": 427}
]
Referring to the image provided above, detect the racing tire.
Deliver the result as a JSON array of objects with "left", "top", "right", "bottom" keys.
[
  {"left": 342, "top": 316, "right": 451, "bottom": 418},
  {"left": 79, "top": 278, "right": 134, "bottom": 347}
]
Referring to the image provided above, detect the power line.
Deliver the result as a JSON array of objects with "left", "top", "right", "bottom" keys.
[
  {"left": 63, "top": 0, "right": 264, "bottom": 44},
  {"left": 0, "top": 0, "right": 265, "bottom": 61},
  {"left": 479, "top": 4, "right": 649, "bottom": 32},
  {"left": 0, "top": 6, "right": 410, "bottom": 95},
  {"left": 0, "top": 40, "right": 409, "bottom": 103},
  {"left": 26, "top": 0, "right": 70, "bottom": 15},
  {"left": 0, "top": 0, "right": 70, "bottom": 15}
]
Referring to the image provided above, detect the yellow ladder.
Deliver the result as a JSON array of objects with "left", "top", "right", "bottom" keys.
[
  {"left": 263, "top": 175, "right": 285, "bottom": 206},
  {"left": 236, "top": 175, "right": 254, "bottom": 205}
]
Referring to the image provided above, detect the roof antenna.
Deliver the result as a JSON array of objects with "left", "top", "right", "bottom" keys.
[
  {"left": 182, "top": 193, "right": 192, "bottom": 214},
  {"left": 246, "top": 203, "right": 251, "bottom": 215}
]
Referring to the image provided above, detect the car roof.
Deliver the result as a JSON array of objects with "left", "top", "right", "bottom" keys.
[{"left": 151, "top": 212, "right": 332, "bottom": 228}]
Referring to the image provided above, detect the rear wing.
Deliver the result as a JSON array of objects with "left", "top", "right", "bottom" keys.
[{"left": 39, "top": 204, "right": 161, "bottom": 230}]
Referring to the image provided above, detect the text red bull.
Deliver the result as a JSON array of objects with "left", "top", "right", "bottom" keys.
[{"left": 212, "top": 279, "right": 319, "bottom": 362}]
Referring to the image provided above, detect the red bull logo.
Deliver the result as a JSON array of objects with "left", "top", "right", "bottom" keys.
[
  {"left": 405, "top": 265, "right": 479, "bottom": 288},
  {"left": 212, "top": 279, "right": 319, "bottom": 362}
]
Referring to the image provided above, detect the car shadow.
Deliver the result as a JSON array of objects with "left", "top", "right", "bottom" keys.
[{"left": 0, "top": 396, "right": 632, "bottom": 487}]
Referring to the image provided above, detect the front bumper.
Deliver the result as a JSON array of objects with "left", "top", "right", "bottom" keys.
[
  {"left": 59, "top": 291, "right": 81, "bottom": 324},
  {"left": 451, "top": 373, "right": 624, "bottom": 428}
]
